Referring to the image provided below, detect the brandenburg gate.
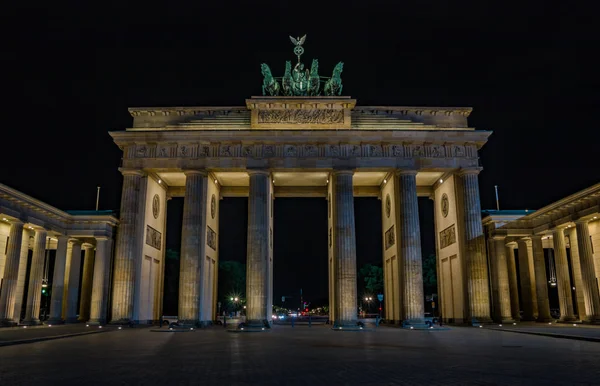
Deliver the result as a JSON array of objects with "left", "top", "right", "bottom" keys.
[{"left": 108, "top": 38, "right": 492, "bottom": 329}]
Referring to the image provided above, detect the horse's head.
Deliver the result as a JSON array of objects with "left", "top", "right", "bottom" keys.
[
  {"left": 261, "top": 63, "right": 271, "bottom": 78},
  {"left": 332, "top": 62, "right": 344, "bottom": 77}
]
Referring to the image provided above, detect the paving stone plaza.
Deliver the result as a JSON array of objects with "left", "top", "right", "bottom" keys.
[{"left": 1, "top": 325, "right": 599, "bottom": 385}]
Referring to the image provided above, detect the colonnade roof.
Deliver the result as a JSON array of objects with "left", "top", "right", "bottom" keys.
[
  {"left": 483, "top": 183, "right": 600, "bottom": 237},
  {"left": 0, "top": 183, "right": 119, "bottom": 239}
]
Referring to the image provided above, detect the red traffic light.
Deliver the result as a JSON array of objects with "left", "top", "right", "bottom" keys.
[{"left": 379, "top": 307, "right": 382, "bottom": 311}]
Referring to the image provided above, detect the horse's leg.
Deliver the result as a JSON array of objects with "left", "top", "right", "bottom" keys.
[{"left": 339, "top": 84, "right": 343, "bottom": 95}]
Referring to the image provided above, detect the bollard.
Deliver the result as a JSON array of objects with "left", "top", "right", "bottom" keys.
[
  {"left": 291, "top": 316, "right": 294, "bottom": 328},
  {"left": 376, "top": 316, "right": 380, "bottom": 327},
  {"left": 309, "top": 314, "right": 312, "bottom": 328}
]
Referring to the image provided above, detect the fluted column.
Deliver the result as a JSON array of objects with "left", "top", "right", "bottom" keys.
[
  {"left": 111, "top": 169, "right": 144, "bottom": 323},
  {"left": 65, "top": 240, "right": 82, "bottom": 323},
  {"left": 332, "top": 170, "right": 358, "bottom": 328},
  {"left": 78, "top": 244, "right": 95, "bottom": 321},
  {"left": 89, "top": 237, "right": 113, "bottom": 324},
  {"left": 397, "top": 170, "right": 425, "bottom": 324},
  {"left": 505, "top": 242, "right": 520, "bottom": 320},
  {"left": 22, "top": 229, "right": 48, "bottom": 325},
  {"left": 48, "top": 236, "right": 69, "bottom": 324},
  {"left": 0, "top": 221, "right": 24, "bottom": 326},
  {"left": 178, "top": 170, "right": 208, "bottom": 324},
  {"left": 246, "top": 170, "right": 270, "bottom": 326},
  {"left": 531, "top": 235, "right": 552, "bottom": 322},
  {"left": 517, "top": 239, "right": 536, "bottom": 321},
  {"left": 575, "top": 220, "right": 600, "bottom": 323},
  {"left": 458, "top": 169, "right": 491, "bottom": 323},
  {"left": 493, "top": 237, "right": 513, "bottom": 322},
  {"left": 552, "top": 228, "right": 576, "bottom": 321}
]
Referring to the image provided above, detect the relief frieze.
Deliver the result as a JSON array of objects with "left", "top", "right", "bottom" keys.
[
  {"left": 257, "top": 109, "right": 344, "bottom": 125},
  {"left": 129, "top": 142, "right": 476, "bottom": 160},
  {"left": 439, "top": 224, "right": 456, "bottom": 249}
]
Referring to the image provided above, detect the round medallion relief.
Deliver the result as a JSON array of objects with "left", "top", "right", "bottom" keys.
[
  {"left": 210, "top": 194, "right": 216, "bottom": 219},
  {"left": 152, "top": 194, "right": 160, "bottom": 219},
  {"left": 385, "top": 194, "right": 391, "bottom": 218},
  {"left": 441, "top": 193, "right": 449, "bottom": 218}
]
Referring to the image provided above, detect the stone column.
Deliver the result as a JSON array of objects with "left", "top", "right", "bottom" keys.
[
  {"left": 111, "top": 169, "right": 144, "bottom": 323},
  {"left": 0, "top": 221, "right": 24, "bottom": 326},
  {"left": 575, "top": 220, "right": 600, "bottom": 323},
  {"left": 178, "top": 170, "right": 208, "bottom": 325},
  {"left": 458, "top": 169, "right": 492, "bottom": 323},
  {"left": 48, "top": 236, "right": 69, "bottom": 324},
  {"left": 397, "top": 170, "right": 425, "bottom": 325},
  {"left": 505, "top": 242, "right": 520, "bottom": 321},
  {"left": 246, "top": 170, "right": 270, "bottom": 327},
  {"left": 22, "top": 229, "right": 48, "bottom": 325},
  {"left": 332, "top": 170, "right": 358, "bottom": 328},
  {"left": 552, "top": 228, "right": 576, "bottom": 321},
  {"left": 78, "top": 244, "right": 95, "bottom": 321},
  {"left": 493, "top": 237, "right": 513, "bottom": 322},
  {"left": 65, "top": 240, "right": 82, "bottom": 323},
  {"left": 89, "top": 237, "right": 113, "bottom": 324},
  {"left": 531, "top": 235, "right": 552, "bottom": 322},
  {"left": 517, "top": 239, "right": 536, "bottom": 321}
]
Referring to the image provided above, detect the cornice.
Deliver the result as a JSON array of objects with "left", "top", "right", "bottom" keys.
[{"left": 128, "top": 105, "right": 473, "bottom": 117}]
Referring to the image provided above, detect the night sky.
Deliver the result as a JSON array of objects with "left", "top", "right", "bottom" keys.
[{"left": 5, "top": 3, "right": 599, "bottom": 303}]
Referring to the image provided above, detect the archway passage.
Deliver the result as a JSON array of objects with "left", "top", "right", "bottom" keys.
[{"left": 273, "top": 198, "right": 327, "bottom": 322}]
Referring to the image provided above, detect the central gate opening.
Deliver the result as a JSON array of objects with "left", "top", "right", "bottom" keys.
[{"left": 273, "top": 198, "right": 327, "bottom": 324}]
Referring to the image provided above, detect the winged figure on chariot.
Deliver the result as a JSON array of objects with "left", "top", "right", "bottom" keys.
[{"left": 261, "top": 35, "right": 344, "bottom": 97}]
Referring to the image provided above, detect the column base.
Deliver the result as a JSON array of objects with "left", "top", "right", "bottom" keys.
[
  {"left": 579, "top": 315, "right": 600, "bottom": 324},
  {"left": 470, "top": 317, "right": 493, "bottom": 326},
  {"left": 0, "top": 319, "right": 18, "bottom": 327},
  {"left": 21, "top": 319, "right": 42, "bottom": 326},
  {"left": 87, "top": 318, "right": 106, "bottom": 325},
  {"left": 499, "top": 317, "right": 515, "bottom": 323},
  {"left": 65, "top": 317, "right": 81, "bottom": 324},
  {"left": 536, "top": 317, "right": 554, "bottom": 323},
  {"left": 401, "top": 319, "right": 430, "bottom": 330},
  {"left": 332, "top": 320, "right": 364, "bottom": 331},
  {"left": 559, "top": 316, "right": 578, "bottom": 322},
  {"left": 46, "top": 318, "right": 65, "bottom": 325}
]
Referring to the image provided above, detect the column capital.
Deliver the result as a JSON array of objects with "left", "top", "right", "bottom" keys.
[
  {"left": 331, "top": 169, "right": 354, "bottom": 176},
  {"left": 118, "top": 168, "right": 145, "bottom": 177},
  {"left": 183, "top": 169, "right": 208, "bottom": 177},
  {"left": 82, "top": 243, "right": 95, "bottom": 250},
  {"left": 94, "top": 236, "right": 111, "bottom": 242},
  {"left": 457, "top": 167, "right": 483, "bottom": 176},
  {"left": 246, "top": 169, "right": 270, "bottom": 176},
  {"left": 530, "top": 234, "right": 543, "bottom": 240},
  {"left": 69, "top": 238, "right": 83, "bottom": 246},
  {"left": 505, "top": 241, "right": 518, "bottom": 247},
  {"left": 574, "top": 218, "right": 590, "bottom": 225},
  {"left": 395, "top": 169, "right": 418, "bottom": 177},
  {"left": 491, "top": 235, "right": 507, "bottom": 241}
]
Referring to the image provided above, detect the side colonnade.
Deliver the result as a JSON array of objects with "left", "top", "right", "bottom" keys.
[{"left": 485, "top": 184, "right": 600, "bottom": 324}]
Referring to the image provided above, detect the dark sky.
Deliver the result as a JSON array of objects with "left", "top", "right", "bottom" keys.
[{"left": 4, "top": 2, "right": 599, "bottom": 302}]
